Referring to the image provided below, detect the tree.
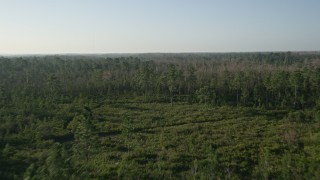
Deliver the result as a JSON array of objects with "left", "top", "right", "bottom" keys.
[
  {"left": 24, "top": 143, "right": 71, "bottom": 180},
  {"left": 253, "top": 79, "right": 265, "bottom": 107},
  {"left": 136, "top": 61, "right": 155, "bottom": 99},
  {"left": 231, "top": 72, "right": 242, "bottom": 105},
  {"left": 47, "top": 74, "right": 61, "bottom": 94},
  {"left": 41, "top": 143, "right": 71, "bottom": 179},
  {"left": 167, "top": 64, "right": 178, "bottom": 105},
  {"left": 280, "top": 153, "right": 292, "bottom": 179},
  {"left": 69, "top": 115, "right": 98, "bottom": 163},
  {"left": 274, "top": 72, "right": 288, "bottom": 105},
  {"left": 290, "top": 71, "right": 304, "bottom": 108},
  {"left": 0, "top": 87, "right": 6, "bottom": 107},
  {"left": 121, "top": 116, "right": 135, "bottom": 152},
  {"left": 254, "top": 148, "right": 270, "bottom": 180},
  {"left": 200, "top": 146, "right": 220, "bottom": 179},
  {"left": 176, "top": 68, "right": 185, "bottom": 100},
  {"left": 195, "top": 86, "right": 211, "bottom": 104},
  {"left": 23, "top": 163, "right": 36, "bottom": 180},
  {"left": 186, "top": 65, "right": 197, "bottom": 95}
]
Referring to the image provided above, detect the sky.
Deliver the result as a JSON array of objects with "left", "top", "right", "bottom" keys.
[{"left": 0, "top": 0, "right": 320, "bottom": 54}]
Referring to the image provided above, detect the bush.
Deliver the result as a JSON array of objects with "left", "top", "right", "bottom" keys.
[
  {"left": 315, "top": 111, "right": 320, "bottom": 122},
  {"left": 287, "top": 111, "right": 306, "bottom": 122}
]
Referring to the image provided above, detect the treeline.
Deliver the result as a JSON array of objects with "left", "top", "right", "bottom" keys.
[{"left": 1, "top": 52, "right": 320, "bottom": 109}]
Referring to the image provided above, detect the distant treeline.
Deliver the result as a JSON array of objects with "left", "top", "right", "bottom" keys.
[{"left": 1, "top": 52, "right": 320, "bottom": 108}]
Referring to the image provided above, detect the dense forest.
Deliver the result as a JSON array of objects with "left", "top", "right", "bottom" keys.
[{"left": 1, "top": 52, "right": 320, "bottom": 179}]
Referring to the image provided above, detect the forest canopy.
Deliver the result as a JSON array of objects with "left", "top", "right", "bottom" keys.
[{"left": 0, "top": 52, "right": 320, "bottom": 179}]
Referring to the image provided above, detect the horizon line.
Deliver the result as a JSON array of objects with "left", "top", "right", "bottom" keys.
[{"left": 1, "top": 50, "right": 320, "bottom": 57}]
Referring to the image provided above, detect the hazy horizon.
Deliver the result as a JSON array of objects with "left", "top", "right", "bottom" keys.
[
  {"left": 1, "top": 0, "right": 320, "bottom": 54},
  {"left": 2, "top": 50, "right": 320, "bottom": 56}
]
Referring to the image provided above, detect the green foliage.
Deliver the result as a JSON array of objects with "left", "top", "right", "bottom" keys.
[
  {"left": 72, "top": 115, "right": 99, "bottom": 163},
  {"left": 1, "top": 53, "right": 320, "bottom": 179},
  {"left": 315, "top": 111, "right": 320, "bottom": 122},
  {"left": 23, "top": 163, "right": 36, "bottom": 180},
  {"left": 23, "top": 143, "right": 72, "bottom": 180},
  {"left": 2, "top": 144, "right": 14, "bottom": 157},
  {"left": 287, "top": 111, "right": 306, "bottom": 122}
]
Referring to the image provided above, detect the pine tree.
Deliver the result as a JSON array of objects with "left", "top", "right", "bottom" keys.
[{"left": 70, "top": 115, "right": 98, "bottom": 163}]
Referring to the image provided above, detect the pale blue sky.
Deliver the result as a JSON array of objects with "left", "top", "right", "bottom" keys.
[{"left": 0, "top": 0, "right": 319, "bottom": 54}]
